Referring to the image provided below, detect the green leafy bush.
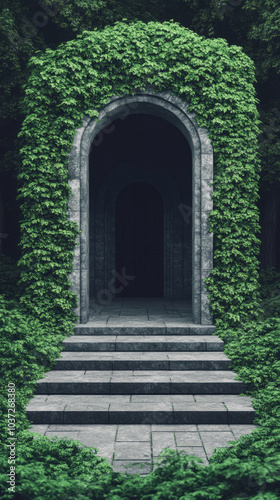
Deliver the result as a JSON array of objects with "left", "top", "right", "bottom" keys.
[
  {"left": 0, "top": 431, "right": 115, "bottom": 500},
  {"left": 0, "top": 294, "right": 66, "bottom": 439},
  {"left": 0, "top": 295, "right": 114, "bottom": 499}
]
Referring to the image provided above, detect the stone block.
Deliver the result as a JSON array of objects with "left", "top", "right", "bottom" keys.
[
  {"left": 68, "top": 179, "right": 80, "bottom": 212},
  {"left": 175, "top": 432, "right": 202, "bottom": 447},
  {"left": 80, "top": 172, "right": 89, "bottom": 214},
  {"left": 156, "top": 90, "right": 173, "bottom": 101},
  {"left": 199, "top": 431, "right": 236, "bottom": 458},
  {"left": 201, "top": 238, "right": 213, "bottom": 270},
  {"left": 152, "top": 424, "right": 197, "bottom": 431},
  {"left": 167, "top": 93, "right": 184, "bottom": 107},
  {"left": 110, "top": 404, "right": 173, "bottom": 424},
  {"left": 116, "top": 425, "right": 151, "bottom": 442},
  {"left": 189, "top": 325, "right": 215, "bottom": 335},
  {"left": 97, "top": 109, "right": 108, "bottom": 122},
  {"left": 201, "top": 211, "right": 213, "bottom": 236},
  {"left": 201, "top": 179, "right": 213, "bottom": 211},
  {"left": 27, "top": 408, "right": 64, "bottom": 425},
  {"left": 111, "top": 381, "right": 170, "bottom": 396},
  {"left": 114, "top": 441, "right": 151, "bottom": 461},
  {"left": 193, "top": 182, "right": 201, "bottom": 213},
  {"left": 63, "top": 401, "right": 110, "bottom": 424},
  {"left": 201, "top": 302, "right": 213, "bottom": 326},
  {"left": 70, "top": 243, "right": 80, "bottom": 272},
  {"left": 193, "top": 241, "right": 201, "bottom": 273},
  {"left": 201, "top": 154, "right": 214, "bottom": 180},
  {"left": 230, "top": 425, "right": 257, "bottom": 440},
  {"left": 152, "top": 431, "right": 176, "bottom": 456},
  {"left": 225, "top": 404, "right": 255, "bottom": 425},
  {"left": 193, "top": 268, "right": 201, "bottom": 294},
  {"left": 30, "top": 425, "right": 49, "bottom": 435},
  {"left": 80, "top": 213, "right": 89, "bottom": 267}
]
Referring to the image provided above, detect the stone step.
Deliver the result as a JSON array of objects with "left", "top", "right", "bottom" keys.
[
  {"left": 62, "top": 335, "right": 224, "bottom": 352},
  {"left": 53, "top": 351, "right": 231, "bottom": 371},
  {"left": 26, "top": 394, "right": 255, "bottom": 425},
  {"left": 74, "top": 324, "right": 216, "bottom": 336},
  {"left": 35, "top": 370, "right": 244, "bottom": 395}
]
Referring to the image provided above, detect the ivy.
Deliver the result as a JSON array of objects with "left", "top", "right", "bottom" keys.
[{"left": 18, "top": 19, "right": 261, "bottom": 334}]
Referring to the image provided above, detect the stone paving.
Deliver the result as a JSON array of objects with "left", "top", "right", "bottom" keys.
[
  {"left": 28, "top": 298, "right": 258, "bottom": 475},
  {"left": 87, "top": 297, "right": 193, "bottom": 325},
  {"left": 30, "top": 423, "right": 257, "bottom": 474}
]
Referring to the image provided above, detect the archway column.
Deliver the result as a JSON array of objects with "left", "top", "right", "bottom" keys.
[{"left": 68, "top": 91, "right": 214, "bottom": 325}]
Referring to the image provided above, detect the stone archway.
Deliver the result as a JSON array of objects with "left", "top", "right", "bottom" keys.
[{"left": 68, "top": 90, "right": 214, "bottom": 325}]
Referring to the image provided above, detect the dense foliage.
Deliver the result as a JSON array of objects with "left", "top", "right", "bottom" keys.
[{"left": 18, "top": 20, "right": 261, "bottom": 330}]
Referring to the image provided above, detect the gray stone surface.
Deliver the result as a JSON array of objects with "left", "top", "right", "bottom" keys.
[
  {"left": 54, "top": 350, "right": 231, "bottom": 371},
  {"left": 30, "top": 424, "right": 49, "bottom": 435},
  {"left": 175, "top": 431, "right": 202, "bottom": 447},
  {"left": 152, "top": 432, "right": 176, "bottom": 456},
  {"left": 230, "top": 424, "right": 258, "bottom": 439},
  {"left": 116, "top": 425, "right": 150, "bottom": 441},
  {"left": 28, "top": 393, "right": 254, "bottom": 425},
  {"left": 29, "top": 423, "right": 257, "bottom": 473},
  {"left": 198, "top": 431, "right": 236, "bottom": 458},
  {"left": 114, "top": 441, "right": 151, "bottom": 461},
  {"left": 62, "top": 334, "right": 224, "bottom": 352}
]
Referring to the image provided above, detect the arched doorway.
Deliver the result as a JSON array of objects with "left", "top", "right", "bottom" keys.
[
  {"left": 89, "top": 113, "right": 192, "bottom": 305},
  {"left": 68, "top": 91, "right": 214, "bottom": 325},
  {"left": 116, "top": 182, "right": 164, "bottom": 297}
]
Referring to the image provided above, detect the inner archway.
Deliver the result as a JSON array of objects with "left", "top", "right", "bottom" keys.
[
  {"left": 89, "top": 112, "right": 192, "bottom": 305},
  {"left": 116, "top": 182, "right": 164, "bottom": 297}
]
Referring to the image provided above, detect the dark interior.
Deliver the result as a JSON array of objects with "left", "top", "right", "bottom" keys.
[{"left": 116, "top": 182, "right": 164, "bottom": 297}]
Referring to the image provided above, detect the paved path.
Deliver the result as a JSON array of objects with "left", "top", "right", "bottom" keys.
[
  {"left": 28, "top": 298, "right": 257, "bottom": 474},
  {"left": 30, "top": 423, "right": 257, "bottom": 474}
]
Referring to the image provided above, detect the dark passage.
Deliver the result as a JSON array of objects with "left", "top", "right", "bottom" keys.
[{"left": 116, "top": 182, "right": 164, "bottom": 297}]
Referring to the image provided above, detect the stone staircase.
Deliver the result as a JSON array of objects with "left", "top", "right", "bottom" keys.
[{"left": 26, "top": 323, "right": 255, "bottom": 426}]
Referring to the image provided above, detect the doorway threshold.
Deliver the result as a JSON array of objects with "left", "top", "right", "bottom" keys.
[{"left": 86, "top": 298, "right": 197, "bottom": 328}]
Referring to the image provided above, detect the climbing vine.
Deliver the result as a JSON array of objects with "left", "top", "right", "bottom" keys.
[{"left": 18, "top": 20, "right": 261, "bottom": 332}]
